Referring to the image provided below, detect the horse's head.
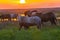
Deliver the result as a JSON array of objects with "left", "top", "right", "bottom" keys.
[{"left": 24, "top": 10, "right": 31, "bottom": 17}]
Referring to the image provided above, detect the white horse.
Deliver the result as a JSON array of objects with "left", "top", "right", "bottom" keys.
[{"left": 17, "top": 15, "right": 41, "bottom": 30}]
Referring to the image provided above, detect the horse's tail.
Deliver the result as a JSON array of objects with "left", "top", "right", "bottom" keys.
[
  {"left": 55, "top": 17, "right": 57, "bottom": 22},
  {"left": 54, "top": 16, "right": 57, "bottom": 22},
  {"left": 53, "top": 16, "right": 57, "bottom": 25}
]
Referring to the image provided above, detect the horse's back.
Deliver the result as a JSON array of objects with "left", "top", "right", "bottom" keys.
[
  {"left": 17, "top": 16, "right": 30, "bottom": 23},
  {"left": 18, "top": 16, "right": 41, "bottom": 24},
  {"left": 31, "top": 16, "right": 41, "bottom": 24}
]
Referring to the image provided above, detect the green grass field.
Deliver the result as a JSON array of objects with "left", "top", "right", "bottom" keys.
[{"left": 0, "top": 21, "right": 60, "bottom": 40}]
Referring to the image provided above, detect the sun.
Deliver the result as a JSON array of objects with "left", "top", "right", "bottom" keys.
[{"left": 20, "top": 0, "right": 26, "bottom": 4}]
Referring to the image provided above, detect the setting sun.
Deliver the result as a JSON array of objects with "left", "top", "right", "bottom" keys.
[
  {"left": 0, "top": 0, "right": 60, "bottom": 9},
  {"left": 20, "top": 0, "right": 26, "bottom": 4}
]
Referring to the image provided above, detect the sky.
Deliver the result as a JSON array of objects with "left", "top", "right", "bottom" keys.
[{"left": 0, "top": 0, "right": 60, "bottom": 9}]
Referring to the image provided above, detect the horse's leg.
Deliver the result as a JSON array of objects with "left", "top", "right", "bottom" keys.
[
  {"left": 19, "top": 23, "right": 22, "bottom": 30},
  {"left": 24, "top": 26, "right": 29, "bottom": 30},
  {"left": 50, "top": 19, "right": 57, "bottom": 25},
  {"left": 8, "top": 18, "right": 11, "bottom": 22},
  {"left": 37, "top": 25, "right": 41, "bottom": 30},
  {"left": 52, "top": 20, "right": 57, "bottom": 25},
  {"left": 41, "top": 21, "right": 45, "bottom": 26},
  {"left": 24, "top": 23, "right": 29, "bottom": 30},
  {"left": 37, "top": 22, "right": 42, "bottom": 30},
  {"left": 19, "top": 25, "right": 22, "bottom": 30}
]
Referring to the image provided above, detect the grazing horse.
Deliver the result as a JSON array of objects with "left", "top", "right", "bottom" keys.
[
  {"left": 10, "top": 14, "right": 18, "bottom": 21},
  {"left": 0, "top": 14, "right": 18, "bottom": 21},
  {"left": 17, "top": 15, "right": 41, "bottom": 30},
  {"left": 10, "top": 14, "right": 18, "bottom": 19},
  {"left": 36, "top": 12, "right": 57, "bottom": 25},
  {"left": 0, "top": 14, "right": 11, "bottom": 21}
]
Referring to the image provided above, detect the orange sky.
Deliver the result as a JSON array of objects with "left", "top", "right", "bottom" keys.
[{"left": 0, "top": 0, "right": 60, "bottom": 9}]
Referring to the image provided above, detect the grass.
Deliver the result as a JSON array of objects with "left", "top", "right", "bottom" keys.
[{"left": 0, "top": 22, "right": 60, "bottom": 40}]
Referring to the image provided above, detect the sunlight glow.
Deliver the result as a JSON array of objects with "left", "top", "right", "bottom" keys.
[
  {"left": 20, "top": 0, "right": 26, "bottom": 4},
  {"left": 20, "top": 14, "right": 25, "bottom": 16}
]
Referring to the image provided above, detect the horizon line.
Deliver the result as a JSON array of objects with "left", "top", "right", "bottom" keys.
[{"left": 0, "top": 7, "right": 60, "bottom": 10}]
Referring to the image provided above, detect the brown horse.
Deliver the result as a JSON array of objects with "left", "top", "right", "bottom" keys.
[
  {"left": 0, "top": 14, "right": 18, "bottom": 21},
  {"left": 0, "top": 14, "right": 11, "bottom": 21},
  {"left": 35, "top": 12, "right": 57, "bottom": 25},
  {"left": 24, "top": 10, "right": 32, "bottom": 17}
]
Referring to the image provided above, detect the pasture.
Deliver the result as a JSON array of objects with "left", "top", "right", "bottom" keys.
[
  {"left": 0, "top": 20, "right": 60, "bottom": 40},
  {"left": 0, "top": 12, "right": 60, "bottom": 40}
]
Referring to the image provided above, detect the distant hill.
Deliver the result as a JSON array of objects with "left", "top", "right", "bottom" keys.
[
  {"left": 29, "top": 7, "right": 60, "bottom": 13},
  {"left": 0, "top": 7, "right": 60, "bottom": 14}
]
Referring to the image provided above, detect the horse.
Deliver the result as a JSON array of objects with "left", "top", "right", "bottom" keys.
[
  {"left": 24, "top": 10, "right": 37, "bottom": 17},
  {"left": 24, "top": 10, "right": 32, "bottom": 17},
  {"left": 36, "top": 12, "right": 57, "bottom": 25},
  {"left": 17, "top": 15, "right": 41, "bottom": 30},
  {"left": 0, "top": 14, "right": 11, "bottom": 21},
  {"left": 10, "top": 14, "right": 18, "bottom": 19},
  {"left": 0, "top": 13, "right": 18, "bottom": 22},
  {"left": 10, "top": 14, "right": 18, "bottom": 21},
  {"left": 24, "top": 10, "right": 57, "bottom": 25}
]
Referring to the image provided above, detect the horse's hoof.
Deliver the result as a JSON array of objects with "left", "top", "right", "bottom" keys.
[{"left": 19, "top": 29, "right": 21, "bottom": 31}]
